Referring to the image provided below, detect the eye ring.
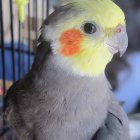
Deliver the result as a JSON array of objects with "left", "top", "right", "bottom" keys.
[{"left": 82, "top": 22, "right": 97, "bottom": 34}]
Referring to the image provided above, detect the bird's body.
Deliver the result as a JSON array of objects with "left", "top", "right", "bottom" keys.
[
  {"left": 4, "top": 0, "right": 130, "bottom": 139},
  {"left": 5, "top": 52, "right": 110, "bottom": 140},
  {"left": 5, "top": 53, "right": 129, "bottom": 140}
]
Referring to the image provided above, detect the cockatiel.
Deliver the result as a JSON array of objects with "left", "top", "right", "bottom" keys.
[{"left": 4, "top": 0, "right": 130, "bottom": 140}]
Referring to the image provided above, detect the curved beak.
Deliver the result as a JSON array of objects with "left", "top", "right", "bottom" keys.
[{"left": 107, "top": 25, "right": 128, "bottom": 57}]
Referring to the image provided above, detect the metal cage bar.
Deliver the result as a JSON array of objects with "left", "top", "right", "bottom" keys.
[
  {"left": 18, "top": 21, "right": 21, "bottom": 80},
  {"left": 28, "top": 2, "right": 31, "bottom": 71},
  {"left": 0, "top": 0, "right": 6, "bottom": 94},
  {"left": 9, "top": 0, "right": 16, "bottom": 82}
]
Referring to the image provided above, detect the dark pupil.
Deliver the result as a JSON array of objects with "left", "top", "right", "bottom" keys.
[{"left": 84, "top": 23, "right": 96, "bottom": 34}]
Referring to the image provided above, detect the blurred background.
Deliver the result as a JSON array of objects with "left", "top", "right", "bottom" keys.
[{"left": 0, "top": 0, "right": 140, "bottom": 139}]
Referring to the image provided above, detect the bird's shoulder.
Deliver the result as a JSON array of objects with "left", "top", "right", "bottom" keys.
[
  {"left": 4, "top": 80, "right": 20, "bottom": 111},
  {"left": 3, "top": 80, "right": 22, "bottom": 129}
]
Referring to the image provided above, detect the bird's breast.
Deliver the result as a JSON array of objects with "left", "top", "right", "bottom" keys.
[{"left": 33, "top": 67, "right": 111, "bottom": 140}]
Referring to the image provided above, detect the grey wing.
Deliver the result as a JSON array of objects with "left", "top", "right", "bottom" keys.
[
  {"left": 92, "top": 112, "right": 128, "bottom": 140},
  {"left": 92, "top": 96, "right": 130, "bottom": 140},
  {"left": 4, "top": 81, "right": 35, "bottom": 140}
]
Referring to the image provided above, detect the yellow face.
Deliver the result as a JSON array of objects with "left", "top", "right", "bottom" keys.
[
  {"left": 59, "top": 27, "right": 113, "bottom": 76},
  {"left": 49, "top": 0, "right": 127, "bottom": 77}
]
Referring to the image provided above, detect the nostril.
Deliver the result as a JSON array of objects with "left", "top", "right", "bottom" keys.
[{"left": 115, "top": 24, "right": 124, "bottom": 33}]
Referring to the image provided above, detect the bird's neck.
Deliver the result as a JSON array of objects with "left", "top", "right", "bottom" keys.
[
  {"left": 45, "top": 54, "right": 108, "bottom": 78},
  {"left": 34, "top": 54, "right": 110, "bottom": 88}
]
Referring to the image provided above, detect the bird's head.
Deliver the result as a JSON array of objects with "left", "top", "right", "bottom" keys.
[{"left": 40, "top": 0, "right": 128, "bottom": 77}]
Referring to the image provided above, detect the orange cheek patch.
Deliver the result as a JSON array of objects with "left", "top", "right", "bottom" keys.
[{"left": 59, "top": 29, "right": 84, "bottom": 56}]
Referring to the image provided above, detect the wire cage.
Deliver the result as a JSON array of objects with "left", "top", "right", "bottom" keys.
[{"left": 0, "top": 0, "right": 51, "bottom": 139}]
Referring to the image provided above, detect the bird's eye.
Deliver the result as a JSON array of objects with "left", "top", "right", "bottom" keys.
[{"left": 83, "top": 22, "right": 97, "bottom": 34}]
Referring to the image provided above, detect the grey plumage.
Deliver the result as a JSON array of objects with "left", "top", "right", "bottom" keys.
[
  {"left": 4, "top": 1, "right": 130, "bottom": 140},
  {"left": 92, "top": 97, "right": 130, "bottom": 140},
  {"left": 4, "top": 42, "right": 130, "bottom": 140}
]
